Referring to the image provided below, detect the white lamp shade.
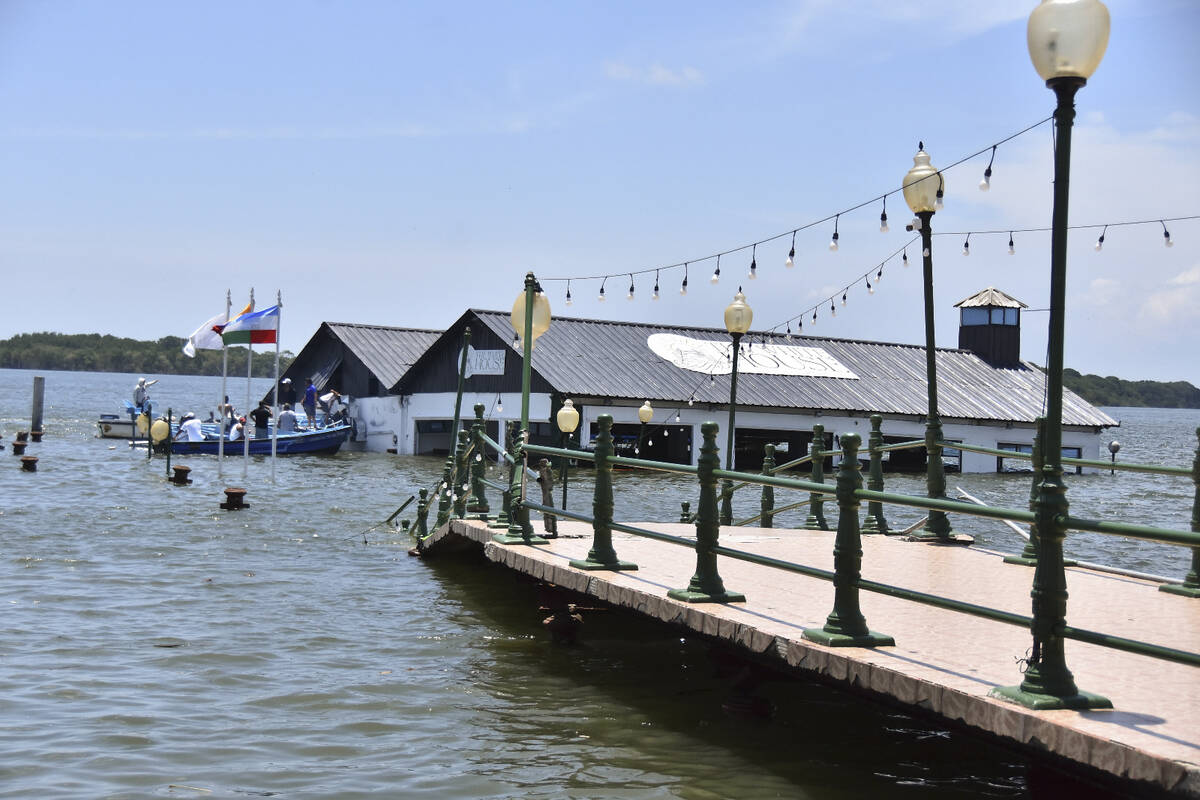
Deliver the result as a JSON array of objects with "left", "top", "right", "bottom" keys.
[
  {"left": 724, "top": 290, "right": 753, "bottom": 334},
  {"left": 637, "top": 400, "right": 653, "bottom": 424},
  {"left": 556, "top": 398, "right": 580, "bottom": 433},
  {"left": 902, "top": 147, "right": 941, "bottom": 214},
  {"left": 511, "top": 290, "right": 552, "bottom": 345},
  {"left": 1027, "top": 0, "right": 1110, "bottom": 82}
]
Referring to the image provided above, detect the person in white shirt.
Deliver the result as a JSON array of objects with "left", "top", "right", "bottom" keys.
[
  {"left": 277, "top": 403, "right": 298, "bottom": 433},
  {"left": 174, "top": 413, "right": 205, "bottom": 442}
]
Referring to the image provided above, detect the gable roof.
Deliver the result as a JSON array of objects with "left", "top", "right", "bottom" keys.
[
  {"left": 955, "top": 287, "right": 1028, "bottom": 309},
  {"left": 466, "top": 309, "right": 1115, "bottom": 428},
  {"left": 323, "top": 322, "right": 441, "bottom": 388}
]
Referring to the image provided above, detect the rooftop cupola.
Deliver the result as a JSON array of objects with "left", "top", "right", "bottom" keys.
[{"left": 954, "top": 287, "right": 1027, "bottom": 367}]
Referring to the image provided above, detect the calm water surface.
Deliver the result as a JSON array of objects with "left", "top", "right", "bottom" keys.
[{"left": 1, "top": 369, "right": 1195, "bottom": 798}]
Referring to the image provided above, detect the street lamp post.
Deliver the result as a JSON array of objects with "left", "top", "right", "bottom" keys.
[
  {"left": 636, "top": 400, "right": 653, "bottom": 455},
  {"left": 494, "top": 271, "right": 551, "bottom": 545},
  {"left": 556, "top": 398, "right": 580, "bottom": 511},
  {"left": 720, "top": 289, "right": 752, "bottom": 525},
  {"left": 993, "top": 0, "right": 1111, "bottom": 711},
  {"left": 902, "top": 145, "right": 955, "bottom": 542}
]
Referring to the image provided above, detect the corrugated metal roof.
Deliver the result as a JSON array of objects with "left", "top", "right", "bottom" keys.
[
  {"left": 469, "top": 309, "right": 1116, "bottom": 428},
  {"left": 324, "top": 323, "right": 441, "bottom": 389},
  {"left": 954, "top": 287, "right": 1028, "bottom": 308}
]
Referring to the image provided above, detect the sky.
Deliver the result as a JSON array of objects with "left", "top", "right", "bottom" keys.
[{"left": 0, "top": 1, "right": 1197, "bottom": 382}]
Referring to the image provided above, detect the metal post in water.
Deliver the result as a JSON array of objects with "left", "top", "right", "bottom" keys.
[
  {"left": 805, "top": 424, "right": 828, "bottom": 530},
  {"left": 1160, "top": 427, "right": 1200, "bottom": 597},
  {"left": 165, "top": 408, "right": 173, "bottom": 477},
  {"left": 760, "top": 443, "right": 775, "bottom": 529},
  {"left": 803, "top": 432, "right": 894, "bottom": 648},
  {"left": 861, "top": 414, "right": 889, "bottom": 534},
  {"left": 31, "top": 376, "right": 44, "bottom": 435},
  {"left": 669, "top": 421, "right": 744, "bottom": 603},
  {"left": 570, "top": 414, "right": 636, "bottom": 571}
]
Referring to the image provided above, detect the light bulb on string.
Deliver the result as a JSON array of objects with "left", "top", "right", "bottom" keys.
[
  {"left": 786, "top": 230, "right": 796, "bottom": 268},
  {"left": 565, "top": 280, "right": 573, "bottom": 306},
  {"left": 748, "top": 245, "right": 757, "bottom": 279},
  {"left": 811, "top": 310, "right": 817, "bottom": 325},
  {"left": 902, "top": 249, "right": 909, "bottom": 267},
  {"left": 880, "top": 197, "right": 889, "bottom": 233},
  {"left": 1008, "top": 233, "right": 1015, "bottom": 255},
  {"left": 688, "top": 395, "right": 695, "bottom": 407},
  {"left": 1095, "top": 225, "right": 1107, "bottom": 252},
  {"left": 797, "top": 318, "right": 803, "bottom": 333},
  {"left": 962, "top": 234, "right": 970, "bottom": 256},
  {"left": 627, "top": 274, "right": 635, "bottom": 301},
  {"left": 675, "top": 411, "right": 681, "bottom": 422},
  {"left": 876, "top": 264, "right": 883, "bottom": 282},
  {"left": 829, "top": 215, "right": 840, "bottom": 251},
  {"left": 866, "top": 278, "right": 874, "bottom": 294},
  {"left": 496, "top": 393, "right": 503, "bottom": 413},
  {"left": 711, "top": 254, "right": 721, "bottom": 284},
  {"left": 785, "top": 322, "right": 792, "bottom": 340},
  {"left": 830, "top": 300, "right": 836, "bottom": 317},
  {"left": 980, "top": 145, "right": 995, "bottom": 191},
  {"left": 922, "top": 247, "right": 930, "bottom": 258},
  {"left": 1161, "top": 221, "right": 1174, "bottom": 247},
  {"left": 598, "top": 277, "right": 607, "bottom": 301},
  {"left": 653, "top": 270, "right": 660, "bottom": 300},
  {"left": 934, "top": 173, "right": 944, "bottom": 210},
  {"left": 680, "top": 263, "right": 689, "bottom": 295},
  {"left": 841, "top": 291, "right": 847, "bottom": 307}
]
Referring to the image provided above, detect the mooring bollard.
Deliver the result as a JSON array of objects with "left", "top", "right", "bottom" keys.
[
  {"left": 16, "top": 431, "right": 29, "bottom": 443},
  {"left": 862, "top": 414, "right": 889, "bottom": 534},
  {"left": 679, "top": 501, "right": 691, "bottom": 523},
  {"left": 803, "top": 432, "right": 894, "bottom": 648},
  {"left": 570, "top": 414, "right": 636, "bottom": 571},
  {"left": 219, "top": 487, "right": 249, "bottom": 510},
  {"left": 760, "top": 443, "right": 776, "bottom": 528},
  {"left": 30, "top": 430, "right": 44, "bottom": 443},
  {"left": 1160, "top": 426, "right": 1200, "bottom": 597},
  {"left": 805, "top": 424, "right": 829, "bottom": 530},
  {"left": 12, "top": 441, "right": 28, "bottom": 455},
  {"left": 669, "top": 421, "right": 743, "bottom": 603},
  {"left": 170, "top": 465, "right": 193, "bottom": 485},
  {"left": 20, "top": 455, "right": 38, "bottom": 472}
]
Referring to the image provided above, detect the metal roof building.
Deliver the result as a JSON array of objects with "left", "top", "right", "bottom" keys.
[{"left": 277, "top": 322, "right": 441, "bottom": 400}]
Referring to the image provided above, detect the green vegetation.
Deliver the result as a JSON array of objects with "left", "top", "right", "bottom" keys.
[
  {"left": 1064, "top": 368, "right": 1200, "bottom": 409},
  {"left": 0, "top": 332, "right": 293, "bottom": 378}
]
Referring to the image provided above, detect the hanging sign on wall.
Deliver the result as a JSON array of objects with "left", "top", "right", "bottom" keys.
[
  {"left": 646, "top": 333, "right": 859, "bottom": 379},
  {"left": 460, "top": 346, "right": 506, "bottom": 378}
]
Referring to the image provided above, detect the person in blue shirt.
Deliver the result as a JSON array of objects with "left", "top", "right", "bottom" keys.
[{"left": 302, "top": 380, "right": 317, "bottom": 429}]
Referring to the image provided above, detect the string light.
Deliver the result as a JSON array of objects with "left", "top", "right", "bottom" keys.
[
  {"left": 627, "top": 274, "right": 635, "bottom": 301},
  {"left": 565, "top": 280, "right": 573, "bottom": 306},
  {"left": 1008, "top": 233, "right": 1015, "bottom": 255},
  {"left": 812, "top": 310, "right": 817, "bottom": 325},
  {"left": 785, "top": 321, "right": 792, "bottom": 340},
  {"left": 711, "top": 254, "right": 721, "bottom": 284},
  {"left": 1161, "top": 220, "right": 1174, "bottom": 247},
  {"left": 876, "top": 264, "right": 884, "bottom": 282},
  {"left": 1095, "top": 225, "right": 1107, "bottom": 252},
  {"left": 841, "top": 291, "right": 847, "bottom": 307},
  {"left": 923, "top": 245, "right": 931, "bottom": 258},
  {"left": 675, "top": 411, "right": 681, "bottom": 422},
  {"left": 598, "top": 277, "right": 607, "bottom": 301},
  {"left": 786, "top": 230, "right": 796, "bottom": 268},
  {"left": 880, "top": 197, "right": 889, "bottom": 233},
  {"left": 653, "top": 270, "right": 660, "bottom": 300},
  {"left": 866, "top": 277, "right": 874, "bottom": 294},
  {"left": 748, "top": 244, "right": 757, "bottom": 279},
  {"left": 902, "top": 248, "right": 909, "bottom": 267},
  {"left": 680, "top": 263, "right": 688, "bottom": 295},
  {"left": 829, "top": 215, "right": 840, "bottom": 251},
  {"left": 980, "top": 145, "right": 996, "bottom": 191},
  {"left": 962, "top": 233, "right": 971, "bottom": 256},
  {"left": 935, "top": 173, "right": 944, "bottom": 210},
  {"left": 496, "top": 393, "right": 504, "bottom": 413},
  {"left": 830, "top": 300, "right": 836, "bottom": 317}
]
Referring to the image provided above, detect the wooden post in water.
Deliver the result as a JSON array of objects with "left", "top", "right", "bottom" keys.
[
  {"left": 760, "top": 444, "right": 775, "bottom": 529},
  {"left": 803, "top": 432, "right": 894, "bottom": 647},
  {"left": 1160, "top": 426, "right": 1200, "bottom": 597},
  {"left": 31, "top": 376, "right": 45, "bottom": 436},
  {"left": 668, "top": 421, "right": 743, "bottom": 603},
  {"left": 861, "top": 414, "right": 889, "bottom": 534},
  {"left": 165, "top": 408, "right": 173, "bottom": 477},
  {"left": 570, "top": 415, "right": 636, "bottom": 571},
  {"left": 805, "top": 424, "right": 829, "bottom": 530}
]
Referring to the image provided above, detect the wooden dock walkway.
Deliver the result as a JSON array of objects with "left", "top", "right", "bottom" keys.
[{"left": 422, "top": 518, "right": 1200, "bottom": 796}]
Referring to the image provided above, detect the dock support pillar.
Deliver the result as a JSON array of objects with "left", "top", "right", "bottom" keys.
[
  {"left": 570, "top": 415, "right": 636, "bottom": 571},
  {"left": 669, "top": 421, "right": 744, "bottom": 603},
  {"left": 804, "top": 433, "right": 893, "bottom": 647},
  {"left": 1161, "top": 426, "right": 1200, "bottom": 597},
  {"left": 760, "top": 444, "right": 775, "bottom": 529},
  {"left": 804, "top": 424, "right": 829, "bottom": 530},
  {"left": 861, "top": 414, "right": 889, "bottom": 534}
]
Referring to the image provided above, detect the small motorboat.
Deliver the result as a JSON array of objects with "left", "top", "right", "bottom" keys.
[
  {"left": 97, "top": 402, "right": 148, "bottom": 439},
  {"left": 162, "top": 423, "right": 352, "bottom": 456}
]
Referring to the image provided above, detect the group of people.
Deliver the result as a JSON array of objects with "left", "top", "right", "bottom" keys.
[{"left": 158, "top": 376, "right": 348, "bottom": 442}]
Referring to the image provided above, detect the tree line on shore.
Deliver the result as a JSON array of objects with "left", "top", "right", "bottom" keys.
[
  {"left": 0, "top": 332, "right": 293, "bottom": 378},
  {"left": 1061, "top": 368, "right": 1200, "bottom": 409}
]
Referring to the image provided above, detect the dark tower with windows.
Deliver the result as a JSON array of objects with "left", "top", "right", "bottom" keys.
[{"left": 954, "top": 287, "right": 1026, "bottom": 367}]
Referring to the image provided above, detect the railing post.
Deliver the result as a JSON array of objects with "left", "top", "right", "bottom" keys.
[
  {"left": 434, "top": 459, "right": 454, "bottom": 530},
  {"left": 414, "top": 488, "right": 430, "bottom": 539},
  {"left": 803, "top": 432, "right": 893, "bottom": 647},
  {"left": 760, "top": 444, "right": 775, "bottom": 528},
  {"left": 493, "top": 429, "right": 547, "bottom": 546},
  {"left": 861, "top": 414, "right": 889, "bottom": 534},
  {"left": 1161, "top": 426, "right": 1200, "bottom": 597},
  {"left": 669, "top": 421, "right": 745, "bottom": 603},
  {"left": 453, "top": 429, "right": 470, "bottom": 519},
  {"left": 805, "top": 424, "right": 829, "bottom": 530},
  {"left": 679, "top": 501, "right": 691, "bottom": 523},
  {"left": 570, "top": 414, "right": 636, "bottom": 571},
  {"left": 468, "top": 404, "right": 491, "bottom": 521},
  {"left": 1006, "top": 416, "right": 1044, "bottom": 566},
  {"left": 488, "top": 422, "right": 516, "bottom": 529}
]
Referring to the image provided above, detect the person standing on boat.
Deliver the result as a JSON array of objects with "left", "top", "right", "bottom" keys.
[
  {"left": 278, "top": 378, "right": 297, "bottom": 407},
  {"left": 133, "top": 377, "right": 158, "bottom": 414},
  {"left": 174, "top": 412, "right": 205, "bottom": 442},
  {"left": 249, "top": 401, "right": 272, "bottom": 438},
  {"left": 277, "top": 403, "right": 297, "bottom": 433},
  {"left": 303, "top": 380, "right": 317, "bottom": 429}
]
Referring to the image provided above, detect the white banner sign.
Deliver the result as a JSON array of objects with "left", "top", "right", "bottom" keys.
[
  {"left": 647, "top": 333, "right": 859, "bottom": 380},
  {"left": 460, "top": 346, "right": 506, "bottom": 378}
]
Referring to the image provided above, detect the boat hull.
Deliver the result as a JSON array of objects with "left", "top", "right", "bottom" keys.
[
  {"left": 169, "top": 425, "right": 351, "bottom": 456},
  {"left": 97, "top": 415, "right": 136, "bottom": 439}
]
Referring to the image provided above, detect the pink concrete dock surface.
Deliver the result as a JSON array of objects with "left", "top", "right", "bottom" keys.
[{"left": 426, "top": 518, "right": 1200, "bottom": 796}]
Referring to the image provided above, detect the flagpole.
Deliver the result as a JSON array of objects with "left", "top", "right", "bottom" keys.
[
  {"left": 271, "top": 291, "right": 281, "bottom": 483},
  {"left": 218, "top": 290, "right": 231, "bottom": 478},
  {"left": 243, "top": 288, "right": 254, "bottom": 480}
]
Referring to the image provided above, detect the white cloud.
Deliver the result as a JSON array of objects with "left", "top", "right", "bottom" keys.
[
  {"left": 1169, "top": 265, "right": 1200, "bottom": 285},
  {"left": 1139, "top": 284, "right": 1196, "bottom": 322},
  {"left": 1082, "top": 277, "right": 1121, "bottom": 306},
  {"left": 604, "top": 61, "right": 703, "bottom": 87}
]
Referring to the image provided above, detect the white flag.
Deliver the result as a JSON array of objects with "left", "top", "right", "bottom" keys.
[{"left": 182, "top": 312, "right": 228, "bottom": 357}]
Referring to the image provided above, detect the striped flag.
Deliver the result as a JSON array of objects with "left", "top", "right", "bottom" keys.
[
  {"left": 211, "top": 300, "right": 255, "bottom": 336},
  {"left": 221, "top": 305, "right": 280, "bottom": 345}
]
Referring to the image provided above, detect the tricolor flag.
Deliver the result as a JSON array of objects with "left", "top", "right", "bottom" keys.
[
  {"left": 221, "top": 305, "right": 280, "bottom": 345},
  {"left": 211, "top": 300, "right": 255, "bottom": 336}
]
